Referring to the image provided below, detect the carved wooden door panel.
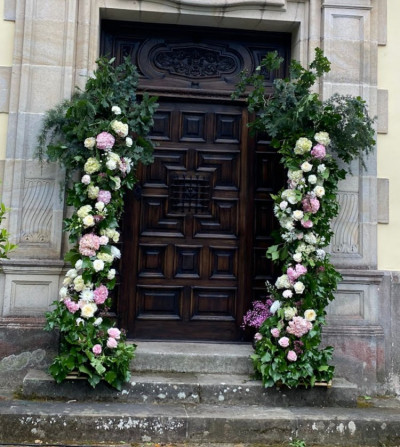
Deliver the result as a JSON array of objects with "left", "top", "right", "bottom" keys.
[
  {"left": 121, "top": 100, "right": 249, "bottom": 340},
  {"left": 102, "top": 20, "right": 290, "bottom": 340}
]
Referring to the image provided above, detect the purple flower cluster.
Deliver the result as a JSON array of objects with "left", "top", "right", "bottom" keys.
[{"left": 241, "top": 298, "right": 274, "bottom": 329}]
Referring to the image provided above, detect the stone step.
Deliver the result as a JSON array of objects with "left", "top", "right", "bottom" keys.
[
  {"left": 1, "top": 399, "right": 400, "bottom": 445},
  {"left": 130, "top": 341, "right": 254, "bottom": 374},
  {"left": 22, "top": 369, "right": 358, "bottom": 407}
]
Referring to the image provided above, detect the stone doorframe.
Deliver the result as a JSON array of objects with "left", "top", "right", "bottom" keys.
[{"left": 0, "top": 0, "right": 395, "bottom": 393}]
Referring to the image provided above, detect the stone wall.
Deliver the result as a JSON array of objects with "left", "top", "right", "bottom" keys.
[{"left": 0, "top": 0, "right": 396, "bottom": 395}]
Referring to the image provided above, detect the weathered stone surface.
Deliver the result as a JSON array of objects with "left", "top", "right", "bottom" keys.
[
  {"left": 131, "top": 341, "right": 254, "bottom": 375},
  {"left": 22, "top": 369, "right": 358, "bottom": 407},
  {"left": 1, "top": 399, "right": 400, "bottom": 445}
]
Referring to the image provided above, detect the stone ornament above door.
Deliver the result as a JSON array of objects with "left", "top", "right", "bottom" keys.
[{"left": 118, "top": 0, "right": 286, "bottom": 8}]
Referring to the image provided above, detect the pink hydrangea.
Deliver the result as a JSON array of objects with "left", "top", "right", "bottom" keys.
[
  {"left": 270, "top": 328, "right": 280, "bottom": 338},
  {"left": 64, "top": 298, "right": 80, "bottom": 314},
  {"left": 97, "top": 190, "right": 112, "bottom": 205},
  {"left": 93, "top": 285, "right": 109, "bottom": 305},
  {"left": 107, "top": 337, "right": 118, "bottom": 349},
  {"left": 302, "top": 195, "right": 320, "bottom": 214},
  {"left": 108, "top": 327, "right": 121, "bottom": 339},
  {"left": 79, "top": 233, "right": 101, "bottom": 257},
  {"left": 96, "top": 132, "right": 115, "bottom": 150},
  {"left": 99, "top": 235, "right": 109, "bottom": 245},
  {"left": 301, "top": 219, "right": 313, "bottom": 228},
  {"left": 311, "top": 144, "right": 326, "bottom": 159},
  {"left": 286, "top": 316, "right": 312, "bottom": 337},
  {"left": 287, "top": 350, "right": 298, "bottom": 362},
  {"left": 278, "top": 336, "right": 290, "bottom": 348},
  {"left": 92, "top": 344, "right": 102, "bottom": 355}
]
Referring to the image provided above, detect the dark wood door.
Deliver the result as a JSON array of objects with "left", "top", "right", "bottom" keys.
[{"left": 102, "top": 21, "right": 289, "bottom": 340}]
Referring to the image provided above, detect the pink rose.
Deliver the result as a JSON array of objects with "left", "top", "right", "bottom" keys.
[
  {"left": 278, "top": 336, "right": 290, "bottom": 348},
  {"left": 301, "top": 219, "right": 313, "bottom": 228},
  {"left": 92, "top": 344, "right": 102, "bottom": 355},
  {"left": 107, "top": 327, "right": 121, "bottom": 339},
  {"left": 287, "top": 350, "right": 298, "bottom": 362},
  {"left": 96, "top": 132, "right": 115, "bottom": 150},
  {"left": 271, "top": 328, "right": 280, "bottom": 338},
  {"left": 254, "top": 332, "right": 263, "bottom": 341},
  {"left": 93, "top": 285, "right": 109, "bottom": 305},
  {"left": 107, "top": 337, "right": 118, "bottom": 349},
  {"left": 97, "top": 190, "right": 112, "bottom": 205},
  {"left": 311, "top": 144, "right": 326, "bottom": 159}
]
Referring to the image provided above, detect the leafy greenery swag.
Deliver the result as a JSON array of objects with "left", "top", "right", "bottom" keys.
[
  {"left": 37, "top": 58, "right": 157, "bottom": 390},
  {"left": 233, "top": 49, "right": 375, "bottom": 388}
]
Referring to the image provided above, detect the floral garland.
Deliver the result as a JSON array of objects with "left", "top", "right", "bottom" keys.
[
  {"left": 41, "top": 58, "right": 157, "bottom": 390},
  {"left": 235, "top": 49, "right": 375, "bottom": 388},
  {"left": 247, "top": 131, "right": 342, "bottom": 387}
]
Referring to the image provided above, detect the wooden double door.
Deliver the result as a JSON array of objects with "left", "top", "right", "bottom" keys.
[{"left": 102, "top": 21, "right": 289, "bottom": 340}]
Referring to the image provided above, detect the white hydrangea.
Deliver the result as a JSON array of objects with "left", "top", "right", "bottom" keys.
[
  {"left": 75, "top": 259, "right": 83, "bottom": 270},
  {"left": 316, "top": 249, "right": 326, "bottom": 260},
  {"left": 77, "top": 205, "right": 92, "bottom": 219},
  {"left": 282, "top": 189, "right": 300, "bottom": 205},
  {"left": 111, "top": 106, "right": 122, "bottom": 115},
  {"left": 294, "top": 137, "right": 312, "bottom": 155},
  {"left": 317, "top": 164, "right": 327, "bottom": 174},
  {"left": 97, "top": 252, "right": 114, "bottom": 263},
  {"left": 284, "top": 307, "right": 297, "bottom": 320},
  {"left": 275, "top": 274, "right": 291, "bottom": 289},
  {"left": 111, "top": 120, "right": 128, "bottom": 137},
  {"left": 88, "top": 185, "right": 99, "bottom": 200},
  {"left": 125, "top": 137, "right": 133, "bottom": 147},
  {"left": 314, "top": 131, "right": 331, "bottom": 146},
  {"left": 59, "top": 287, "right": 68, "bottom": 299},
  {"left": 304, "top": 233, "right": 318, "bottom": 245},
  {"left": 288, "top": 170, "right": 304, "bottom": 184},
  {"left": 73, "top": 276, "right": 85, "bottom": 292}
]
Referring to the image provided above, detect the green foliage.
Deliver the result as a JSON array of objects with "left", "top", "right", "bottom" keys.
[
  {"left": 0, "top": 201, "right": 17, "bottom": 260},
  {"left": 232, "top": 48, "right": 375, "bottom": 169},
  {"left": 37, "top": 57, "right": 158, "bottom": 180},
  {"left": 235, "top": 49, "right": 375, "bottom": 388}
]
